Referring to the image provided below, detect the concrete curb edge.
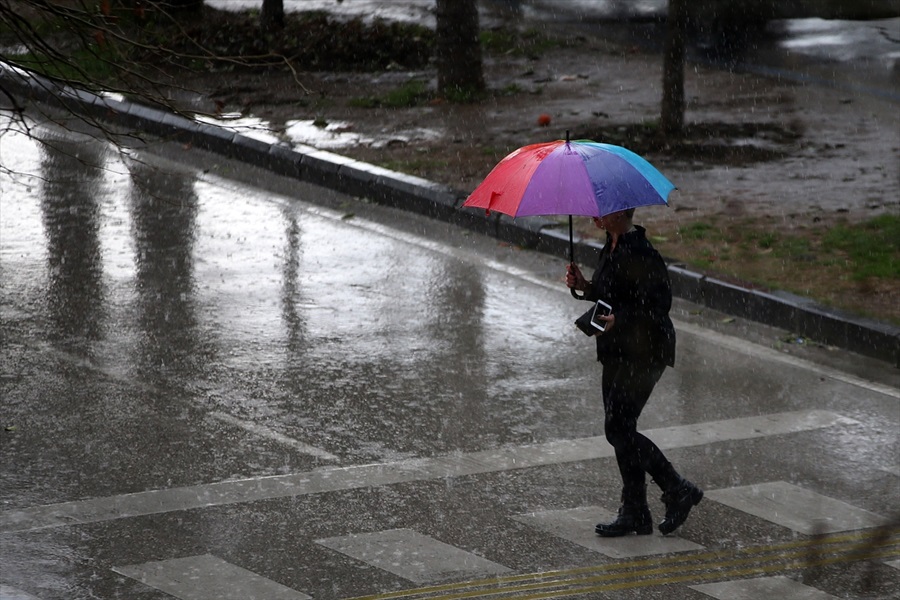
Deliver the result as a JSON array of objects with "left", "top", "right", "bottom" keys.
[{"left": 4, "top": 66, "right": 897, "bottom": 367}]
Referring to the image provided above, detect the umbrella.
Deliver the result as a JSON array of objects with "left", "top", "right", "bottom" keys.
[{"left": 462, "top": 132, "right": 675, "bottom": 296}]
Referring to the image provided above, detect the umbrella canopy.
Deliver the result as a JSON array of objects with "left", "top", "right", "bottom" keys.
[{"left": 463, "top": 137, "right": 675, "bottom": 218}]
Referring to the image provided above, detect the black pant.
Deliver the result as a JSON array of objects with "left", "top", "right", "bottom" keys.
[{"left": 602, "top": 360, "right": 680, "bottom": 506}]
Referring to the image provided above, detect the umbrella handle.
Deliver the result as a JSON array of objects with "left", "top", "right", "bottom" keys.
[
  {"left": 567, "top": 217, "right": 586, "bottom": 299},
  {"left": 568, "top": 258, "right": 587, "bottom": 299}
]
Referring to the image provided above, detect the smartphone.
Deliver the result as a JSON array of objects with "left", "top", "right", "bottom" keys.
[{"left": 590, "top": 299, "right": 613, "bottom": 332}]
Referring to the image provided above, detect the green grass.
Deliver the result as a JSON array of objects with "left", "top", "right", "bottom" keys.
[
  {"left": 756, "top": 232, "right": 778, "bottom": 249},
  {"left": 480, "top": 27, "right": 564, "bottom": 58},
  {"left": 11, "top": 47, "right": 121, "bottom": 87},
  {"left": 441, "top": 84, "right": 489, "bottom": 104},
  {"left": 773, "top": 237, "right": 813, "bottom": 260},
  {"left": 823, "top": 214, "right": 900, "bottom": 279},
  {"left": 643, "top": 213, "right": 900, "bottom": 324},
  {"left": 500, "top": 83, "right": 525, "bottom": 95},
  {"left": 676, "top": 221, "right": 719, "bottom": 241},
  {"left": 350, "top": 80, "right": 431, "bottom": 109}
]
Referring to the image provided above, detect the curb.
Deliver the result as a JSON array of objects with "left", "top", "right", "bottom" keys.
[{"left": 4, "top": 65, "right": 898, "bottom": 367}]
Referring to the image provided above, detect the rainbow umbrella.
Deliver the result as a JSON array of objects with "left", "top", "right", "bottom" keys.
[{"left": 463, "top": 133, "right": 675, "bottom": 275}]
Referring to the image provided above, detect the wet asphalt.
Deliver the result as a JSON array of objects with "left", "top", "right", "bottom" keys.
[{"left": 1, "top": 113, "right": 898, "bottom": 599}]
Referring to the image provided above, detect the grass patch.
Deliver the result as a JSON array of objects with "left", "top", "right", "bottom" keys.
[
  {"left": 480, "top": 27, "right": 564, "bottom": 58},
  {"left": 823, "top": 214, "right": 900, "bottom": 279},
  {"left": 630, "top": 213, "right": 900, "bottom": 324},
  {"left": 677, "top": 221, "right": 719, "bottom": 241},
  {"left": 497, "top": 82, "right": 525, "bottom": 96},
  {"left": 349, "top": 80, "right": 431, "bottom": 109},
  {"left": 756, "top": 232, "right": 778, "bottom": 249},
  {"left": 376, "top": 158, "right": 449, "bottom": 176}
]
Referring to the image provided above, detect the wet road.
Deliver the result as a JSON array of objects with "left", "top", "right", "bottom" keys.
[{"left": 1, "top": 117, "right": 899, "bottom": 598}]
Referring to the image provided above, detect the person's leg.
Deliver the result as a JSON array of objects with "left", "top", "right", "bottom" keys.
[
  {"left": 604, "top": 363, "right": 651, "bottom": 502},
  {"left": 598, "top": 362, "right": 703, "bottom": 536},
  {"left": 604, "top": 362, "right": 672, "bottom": 489},
  {"left": 613, "top": 362, "right": 703, "bottom": 535},
  {"left": 595, "top": 362, "right": 656, "bottom": 536}
]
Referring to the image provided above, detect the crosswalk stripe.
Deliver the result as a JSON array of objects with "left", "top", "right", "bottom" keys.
[
  {"left": 113, "top": 554, "right": 310, "bottom": 600},
  {"left": 341, "top": 527, "right": 900, "bottom": 600},
  {"left": 512, "top": 506, "right": 704, "bottom": 558},
  {"left": 690, "top": 575, "right": 839, "bottom": 600},
  {"left": 316, "top": 529, "right": 511, "bottom": 583},
  {"left": 0, "top": 585, "right": 43, "bottom": 600},
  {"left": 0, "top": 410, "right": 856, "bottom": 534},
  {"left": 706, "top": 481, "right": 888, "bottom": 534}
]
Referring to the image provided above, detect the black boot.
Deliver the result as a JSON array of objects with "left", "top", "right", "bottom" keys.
[
  {"left": 658, "top": 479, "right": 703, "bottom": 535},
  {"left": 595, "top": 504, "right": 653, "bottom": 537}
]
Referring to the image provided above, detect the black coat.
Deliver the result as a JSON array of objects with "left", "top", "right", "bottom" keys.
[{"left": 583, "top": 226, "right": 676, "bottom": 367}]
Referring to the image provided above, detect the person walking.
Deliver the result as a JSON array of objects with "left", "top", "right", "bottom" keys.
[{"left": 566, "top": 208, "right": 703, "bottom": 536}]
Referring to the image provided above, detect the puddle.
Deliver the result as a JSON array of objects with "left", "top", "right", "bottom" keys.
[
  {"left": 195, "top": 113, "right": 282, "bottom": 145},
  {"left": 206, "top": 0, "right": 437, "bottom": 25},
  {"left": 283, "top": 120, "right": 372, "bottom": 149},
  {"left": 775, "top": 18, "right": 900, "bottom": 64},
  {"left": 194, "top": 112, "right": 443, "bottom": 151},
  {"left": 284, "top": 120, "right": 443, "bottom": 150}
]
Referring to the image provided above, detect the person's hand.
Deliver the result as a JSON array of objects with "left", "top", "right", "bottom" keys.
[
  {"left": 595, "top": 312, "right": 615, "bottom": 333},
  {"left": 566, "top": 263, "right": 588, "bottom": 292}
]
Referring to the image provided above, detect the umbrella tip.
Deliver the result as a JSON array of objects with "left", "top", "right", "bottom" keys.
[{"left": 566, "top": 129, "right": 570, "bottom": 143}]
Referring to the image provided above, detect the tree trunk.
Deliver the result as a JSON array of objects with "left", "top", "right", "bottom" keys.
[
  {"left": 660, "top": 0, "right": 687, "bottom": 137},
  {"left": 435, "top": 0, "right": 485, "bottom": 99},
  {"left": 260, "top": 0, "right": 284, "bottom": 33}
]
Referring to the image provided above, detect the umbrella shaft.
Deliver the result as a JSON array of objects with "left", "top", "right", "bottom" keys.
[{"left": 569, "top": 215, "right": 574, "bottom": 263}]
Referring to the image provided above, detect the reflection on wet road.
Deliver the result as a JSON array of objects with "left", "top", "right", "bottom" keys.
[{"left": 1, "top": 115, "right": 589, "bottom": 481}]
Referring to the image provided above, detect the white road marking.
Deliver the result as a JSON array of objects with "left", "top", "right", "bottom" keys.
[
  {"left": 0, "top": 585, "right": 43, "bottom": 600},
  {"left": 114, "top": 554, "right": 309, "bottom": 600},
  {"left": 691, "top": 574, "right": 839, "bottom": 599},
  {"left": 513, "top": 506, "right": 704, "bottom": 558},
  {"left": 706, "top": 481, "right": 888, "bottom": 535},
  {"left": 0, "top": 409, "right": 855, "bottom": 534},
  {"left": 316, "top": 528, "right": 511, "bottom": 583},
  {"left": 209, "top": 410, "right": 338, "bottom": 461}
]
